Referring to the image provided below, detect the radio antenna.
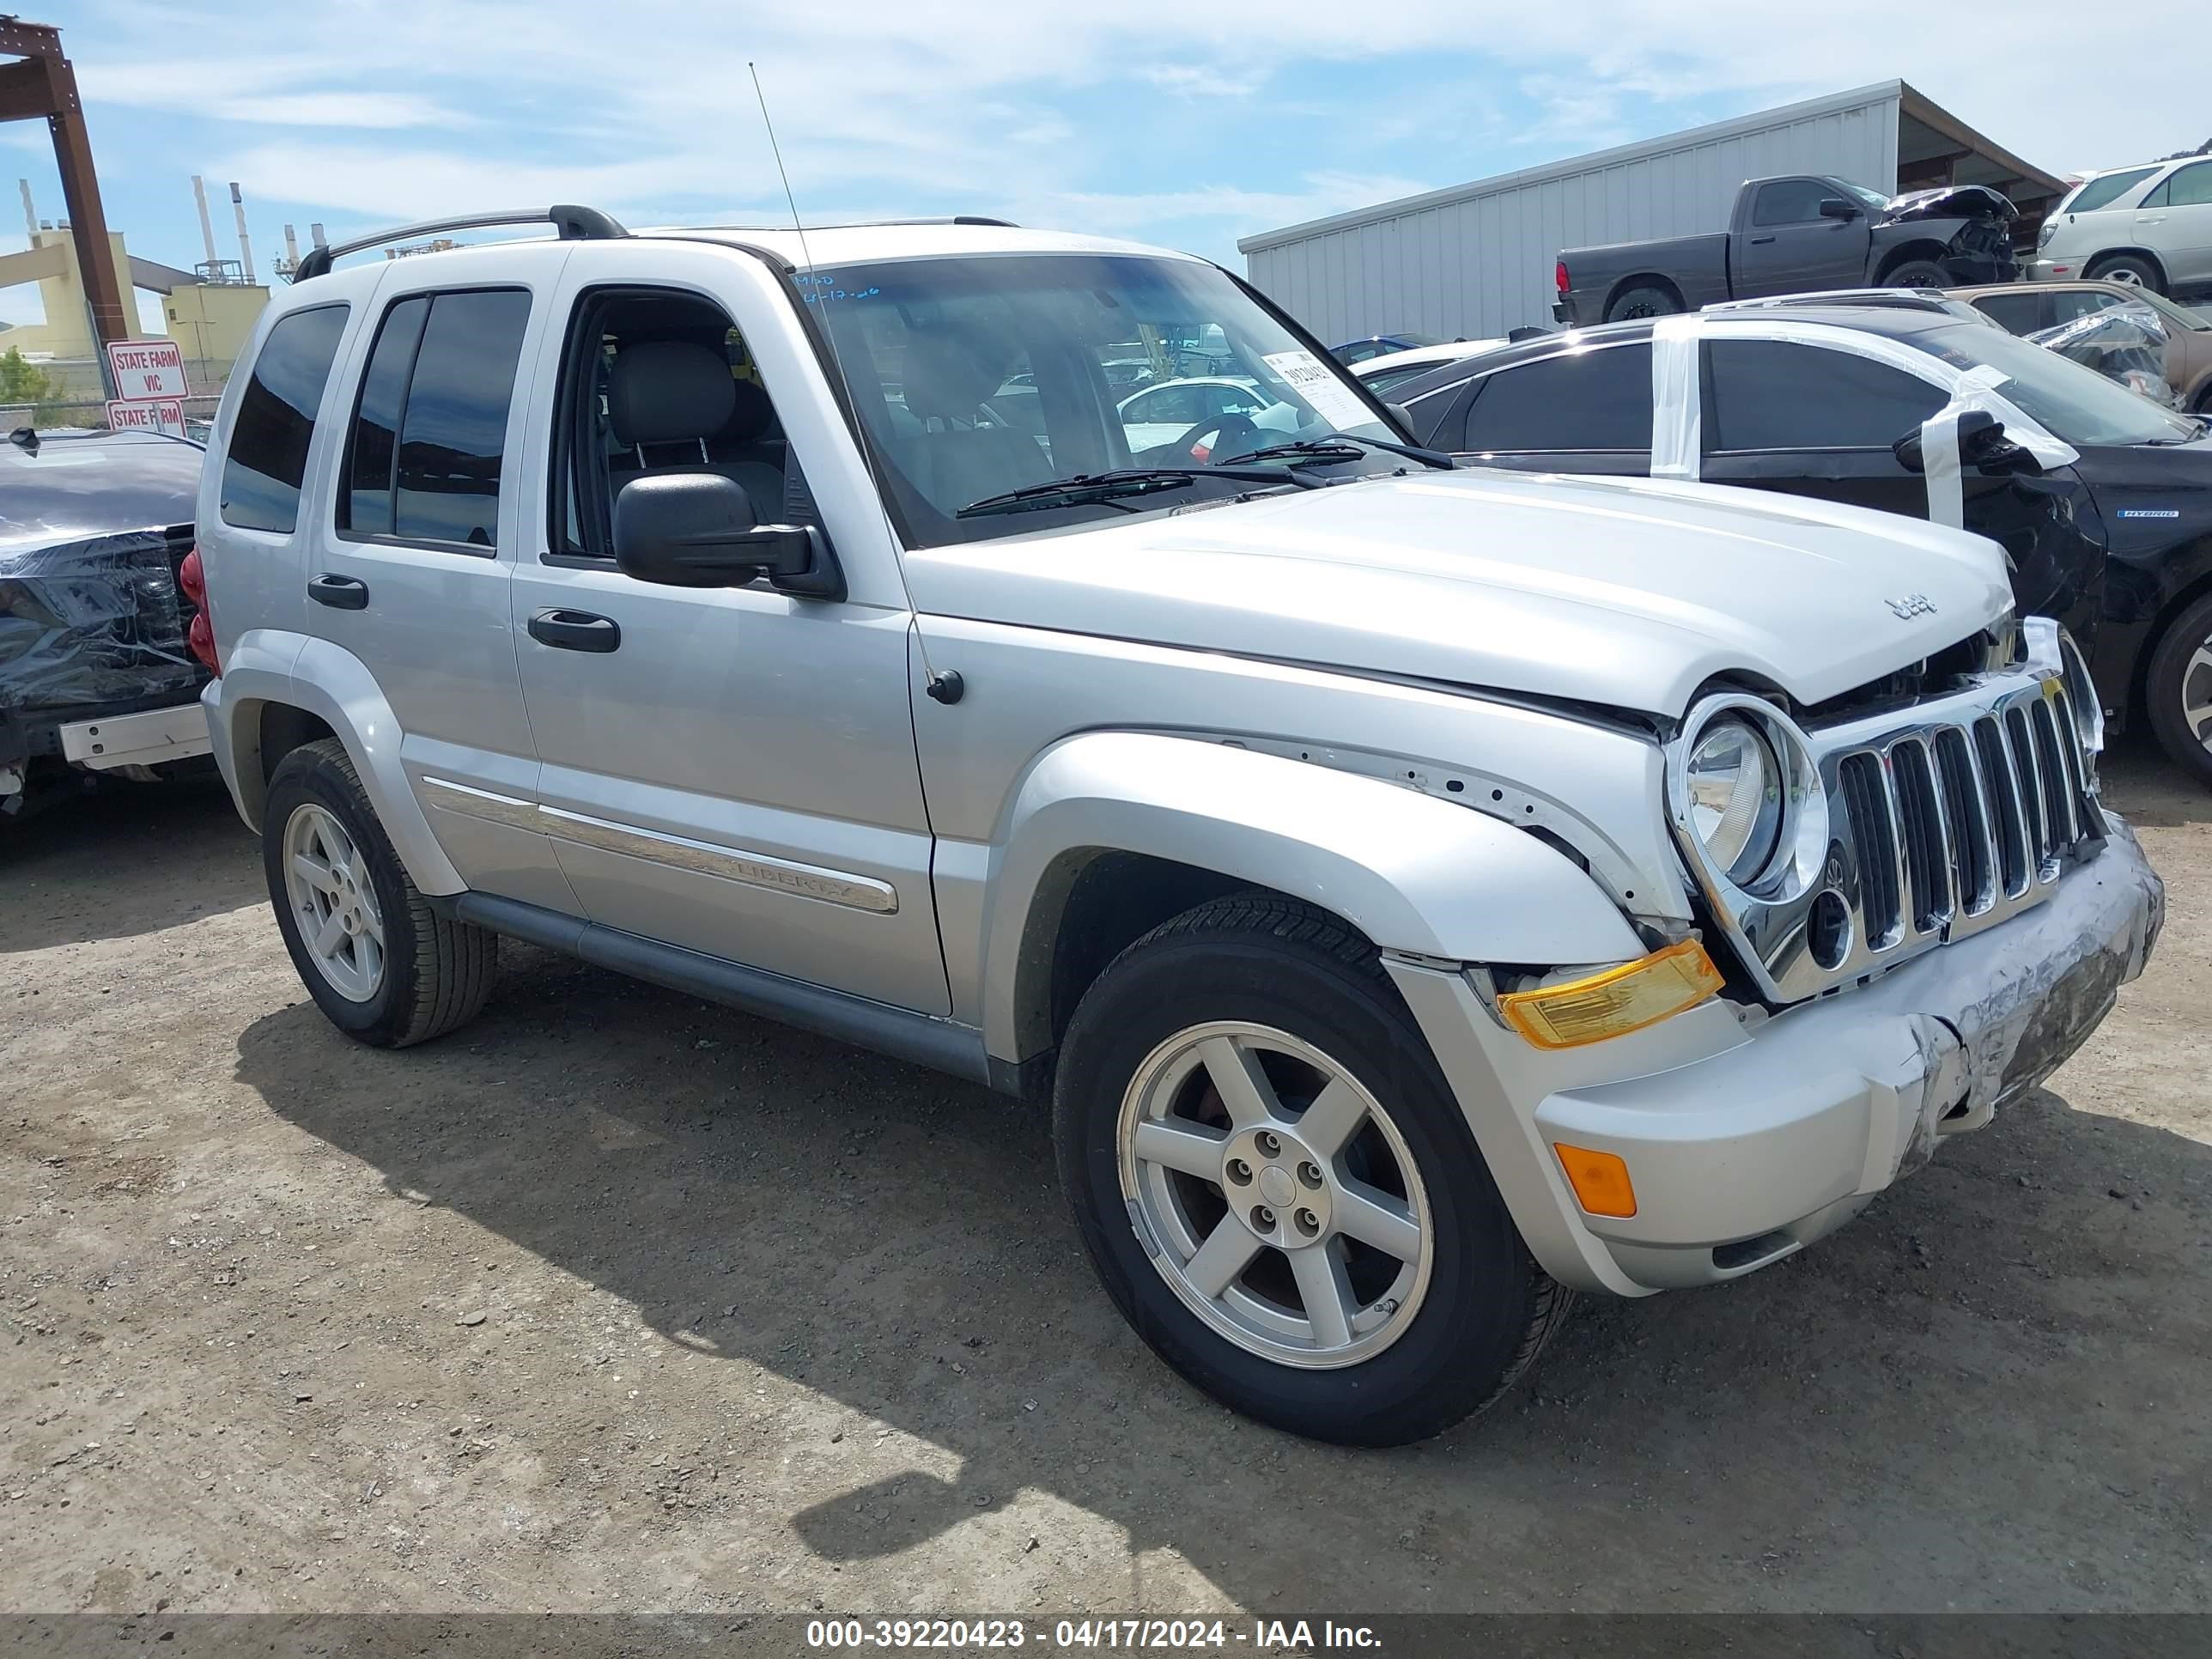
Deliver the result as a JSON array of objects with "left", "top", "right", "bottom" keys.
[{"left": 747, "top": 62, "right": 956, "bottom": 701}]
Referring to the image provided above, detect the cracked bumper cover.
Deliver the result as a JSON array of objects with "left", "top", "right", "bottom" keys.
[{"left": 1389, "top": 813, "right": 2162, "bottom": 1295}]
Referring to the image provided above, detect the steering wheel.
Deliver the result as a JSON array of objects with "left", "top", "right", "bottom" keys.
[{"left": 1183, "top": 412, "right": 1262, "bottom": 465}]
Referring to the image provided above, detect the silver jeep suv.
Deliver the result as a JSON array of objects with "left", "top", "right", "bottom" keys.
[{"left": 197, "top": 207, "right": 2162, "bottom": 1444}]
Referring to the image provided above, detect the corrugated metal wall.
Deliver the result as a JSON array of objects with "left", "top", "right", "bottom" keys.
[{"left": 1243, "top": 90, "right": 1901, "bottom": 345}]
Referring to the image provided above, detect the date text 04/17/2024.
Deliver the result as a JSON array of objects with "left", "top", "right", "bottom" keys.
[{"left": 804, "top": 1618, "right": 1385, "bottom": 1650}]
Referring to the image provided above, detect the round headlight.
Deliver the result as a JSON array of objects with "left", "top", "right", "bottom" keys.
[{"left": 1684, "top": 717, "right": 1784, "bottom": 886}]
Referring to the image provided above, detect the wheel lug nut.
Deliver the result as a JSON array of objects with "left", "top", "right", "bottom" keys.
[
  {"left": 1252, "top": 1206, "right": 1275, "bottom": 1231},
  {"left": 1226, "top": 1158, "right": 1252, "bottom": 1184},
  {"left": 1297, "top": 1161, "right": 1323, "bottom": 1188},
  {"left": 1295, "top": 1208, "right": 1320, "bottom": 1237},
  {"left": 1256, "top": 1132, "right": 1280, "bottom": 1157}
]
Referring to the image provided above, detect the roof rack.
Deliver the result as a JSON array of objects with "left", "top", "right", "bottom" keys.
[
  {"left": 1704, "top": 289, "right": 1962, "bottom": 316},
  {"left": 673, "top": 215, "right": 1020, "bottom": 233},
  {"left": 291, "top": 204, "right": 627, "bottom": 283}
]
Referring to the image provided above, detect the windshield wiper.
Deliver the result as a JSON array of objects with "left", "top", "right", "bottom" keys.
[
  {"left": 955, "top": 465, "right": 1310, "bottom": 520},
  {"left": 1214, "top": 433, "right": 1456, "bottom": 471}
]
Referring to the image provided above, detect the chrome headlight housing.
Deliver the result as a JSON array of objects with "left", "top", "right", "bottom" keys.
[{"left": 1668, "top": 696, "right": 1829, "bottom": 901}]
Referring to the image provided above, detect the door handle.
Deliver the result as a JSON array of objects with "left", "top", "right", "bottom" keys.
[
  {"left": 1749, "top": 235, "right": 1776, "bottom": 246},
  {"left": 527, "top": 608, "right": 622, "bottom": 653},
  {"left": 307, "top": 573, "right": 368, "bottom": 610}
]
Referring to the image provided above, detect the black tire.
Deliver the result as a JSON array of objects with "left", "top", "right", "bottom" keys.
[
  {"left": 2087, "top": 253, "right": 2166, "bottom": 295},
  {"left": 1054, "top": 893, "right": 1572, "bottom": 1445},
  {"left": 262, "top": 738, "right": 497, "bottom": 1046},
  {"left": 1881, "top": 259, "right": 1948, "bottom": 289},
  {"left": 1605, "top": 283, "right": 1680, "bottom": 322},
  {"left": 2143, "top": 592, "right": 2212, "bottom": 788}
]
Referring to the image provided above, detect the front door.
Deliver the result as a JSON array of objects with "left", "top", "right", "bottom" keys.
[
  {"left": 301, "top": 270, "right": 577, "bottom": 912},
  {"left": 505, "top": 243, "right": 947, "bottom": 1014},
  {"left": 1696, "top": 336, "right": 2106, "bottom": 639},
  {"left": 1735, "top": 179, "right": 1870, "bottom": 298}
]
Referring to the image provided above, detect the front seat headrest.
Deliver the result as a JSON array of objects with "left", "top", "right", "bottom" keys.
[
  {"left": 608, "top": 340, "right": 738, "bottom": 447},
  {"left": 902, "top": 334, "right": 1015, "bottom": 425}
]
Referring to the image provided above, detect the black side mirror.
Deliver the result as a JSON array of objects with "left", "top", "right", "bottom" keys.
[
  {"left": 1819, "top": 198, "right": 1862, "bottom": 221},
  {"left": 613, "top": 473, "right": 844, "bottom": 599},
  {"left": 1892, "top": 409, "right": 2045, "bottom": 479}
]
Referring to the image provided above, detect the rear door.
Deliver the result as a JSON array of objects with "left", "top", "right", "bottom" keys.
[
  {"left": 302, "top": 266, "right": 576, "bottom": 911},
  {"left": 1695, "top": 334, "right": 2106, "bottom": 635},
  {"left": 1444, "top": 341, "right": 1655, "bottom": 478},
  {"left": 1735, "top": 179, "right": 1869, "bottom": 297},
  {"left": 2136, "top": 161, "right": 2212, "bottom": 287}
]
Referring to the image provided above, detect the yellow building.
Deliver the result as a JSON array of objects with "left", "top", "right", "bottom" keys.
[{"left": 0, "top": 226, "right": 267, "bottom": 394}]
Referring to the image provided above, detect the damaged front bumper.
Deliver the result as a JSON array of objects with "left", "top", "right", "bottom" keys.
[{"left": 1388, "top": 815, "right": 2162, "bottom": 1295}]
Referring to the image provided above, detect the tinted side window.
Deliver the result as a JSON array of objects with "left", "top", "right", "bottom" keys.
[
  {"left": 1752, "top": 179, "right": 1829, "bottom": 226},
  {"left": 2166, "top": 162, "right": 2212, "bottom": 209},
  {"left": 219, "top": 305, "right": 349, "bottom": 533},
  {"left": 1460, "top": 345, "right": 1653, "bottom": 452},
  {"left": 2067, "top": 167, "right": 2157, "bottom": 214},
  {"left": 393, "top": 290, "right": 532, "bottom": 547},
  {"left": 1707, "top": 339, "right": 1946, "bottom": 450},
  {"left": 341, "top": 295, "right": 429, "bottom": 532},
  {"left": 1971, "top": 292, "right": 2045, "bottom": 335},
  {"left": 2051, "top": 289, "right": 2124, "bottom": 327}
]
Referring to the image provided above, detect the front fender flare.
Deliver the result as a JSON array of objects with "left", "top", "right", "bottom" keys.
[{"left": 981, "top": 731, "right": 1645, "bottom": 1061}]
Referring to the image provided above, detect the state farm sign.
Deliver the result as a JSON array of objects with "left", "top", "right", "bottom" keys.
[{"left": 106, "top": 338, "right": 190, "bottom": 400}]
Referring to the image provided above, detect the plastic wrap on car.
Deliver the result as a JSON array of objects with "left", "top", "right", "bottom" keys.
[
  {"left": 2024, "top": 303, "right": 2179, "bottom": 407},
  {"left": 0, "top": 528, "right": 201, "bottom": 713}
]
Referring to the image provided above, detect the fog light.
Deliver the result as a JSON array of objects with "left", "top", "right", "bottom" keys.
[
  {"left": 1497, "top": 940, "right": 1723, "bottom": 1049},
  {"left": 1553, "top": 1144, "right": 1637, "bottom": 1218}
]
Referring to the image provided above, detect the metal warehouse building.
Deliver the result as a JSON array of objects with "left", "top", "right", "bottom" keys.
[{"left": 1238, "top": 80, "right": 2067, "bottom": 345}]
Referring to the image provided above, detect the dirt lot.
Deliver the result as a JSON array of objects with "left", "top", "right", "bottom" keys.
[{"left": 3, "top": 743, "right": 2207, "bottom": 1620}]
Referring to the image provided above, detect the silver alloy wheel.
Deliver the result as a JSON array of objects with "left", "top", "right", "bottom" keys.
[
  {"left": 2107, "top": 267, "right": 2146, "bottom": 287},
  {"left": 282, "top": 802, "right": 386, "bottom": 1001},
  {"left": 2183, "top": 639, "right": 2212, "bottom": 753},
  {"left": 1117, "top": 1021, "right": 1433, "bottom": 1369}
]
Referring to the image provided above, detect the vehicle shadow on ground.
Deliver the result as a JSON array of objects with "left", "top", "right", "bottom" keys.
[
  {"left": 1, "top": 777, "right": 260, "bottom": 955},
  {"left": 234, "top": 944, "right": 2212, "bottom": 1611},
  {"left": 2100, "top": 734, "right": 2212, "bottom": 830}
]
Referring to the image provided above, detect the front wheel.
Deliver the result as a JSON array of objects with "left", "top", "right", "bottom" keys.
[
  {"left": 1882, "top": 259, "right": 1948, "bottom": 289},
  {"left": 1054, "top": 894, "right": 1571, "bottom": 1445},
  {"left": 2144, "top": 592, "right": 2212, "bottom": 788}
]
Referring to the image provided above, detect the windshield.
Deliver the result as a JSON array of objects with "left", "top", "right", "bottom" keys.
[
  {"left": 1913, "top": 324, "right": 2201, "bottom": 447},
  {"left": 2063, "top": 167, "right": 2159, "bottom": 215},
  {"left": 803, "top": 254, "right": 1398, "bottom": 544},
  {"left": 1841, "top": 179, "right": 1893, "bottom": 210}
]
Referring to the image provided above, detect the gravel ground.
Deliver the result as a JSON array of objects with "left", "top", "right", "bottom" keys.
[{"left": 3, "top": 741, "right": 2207, "bottom": 1620}]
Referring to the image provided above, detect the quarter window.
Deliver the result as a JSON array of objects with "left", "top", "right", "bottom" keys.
[
  {"left": 1459, "top": 345, "right": 1653, "bottom": 452},
  {"left": 340, "top": 288, "right": 532, "bottom": 549},
  {"left": 1706, "top": 339, "right": 1946, "bottom": 451},
  {"left": 219, "top": 304, "right": 349, "bottom": 533},
  {"left": 2064, "top": 167, "right": 2156, "bottom": 214}
]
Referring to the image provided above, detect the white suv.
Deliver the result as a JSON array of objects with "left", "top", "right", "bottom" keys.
[
  {"left": 195, "top": 206, "right": 2161, "bottom": 1444},
  {"left": 2033, "top": 155, "right": 2212, "bottom": 295}
]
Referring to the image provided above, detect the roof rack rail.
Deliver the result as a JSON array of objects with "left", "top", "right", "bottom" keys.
[
  {"left": 1704, "top": 289, "right": 1959, "bottom": 315},
  {"left": 672, "top": 215, "right": 1020, "bottom": 233},
  {"left": 292, "top": 204, "right": 628, "bottom": 282}
]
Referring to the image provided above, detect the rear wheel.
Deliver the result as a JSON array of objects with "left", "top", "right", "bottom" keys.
[
  {"left": 2088, "top": 253, "right": 2166, "bottom": 295},
  {"left": 2145, "top": 592, "right": 2212, "bottom": 788},
  {"left": 1605, "top": 283, "right": 1680, "bottom": 322},
  {"left": 263, "top": 738, "right": 497, "bottom": 1045},
  {"left": 1054, "top": 894, "right": 1571, "bottom": 1445}
]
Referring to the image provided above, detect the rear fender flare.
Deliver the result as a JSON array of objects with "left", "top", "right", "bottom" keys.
[{"left": 981, "top": 731, "right": 1644, "bottom": 1062}]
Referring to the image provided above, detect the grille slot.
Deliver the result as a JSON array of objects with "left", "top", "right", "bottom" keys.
[
  {"left": 1973, "top": 716, "right": 2030, "bottom": 897},
  {"left": 1933, "top": 727, "right": 1993, "bottom": 916},
  {"left": 2003, "top": 707, "right": 2049, "bottom": 871},
  {"left": 1838, "top": 752, "right": 1900, "bottom": 948},
  {"left": 1890, "top": 740, "right": 1948, "bottom": 934},
  {"left": 2029, "top": 697, "right": 2077, "bottom": 849}
]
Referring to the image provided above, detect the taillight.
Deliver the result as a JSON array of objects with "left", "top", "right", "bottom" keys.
[
  {"left": 179, "top": 546, "right": 221, "bottom": 676},
  {"left": 1555, "top": 260, "right": 1570, "bottom": 295}
]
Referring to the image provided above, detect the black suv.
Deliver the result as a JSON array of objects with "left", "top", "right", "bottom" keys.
[{"left": 1390, "top": 300, "right": 2212, "bottom": 781}]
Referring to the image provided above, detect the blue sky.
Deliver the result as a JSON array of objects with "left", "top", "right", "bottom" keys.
[{"left": 4, "top": 0, "right": 2202, "bottom": 331}]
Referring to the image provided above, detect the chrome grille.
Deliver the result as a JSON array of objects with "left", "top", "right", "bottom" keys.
[{"left": 1670, "top": 622, "right": 2105, "bottom": 1004}]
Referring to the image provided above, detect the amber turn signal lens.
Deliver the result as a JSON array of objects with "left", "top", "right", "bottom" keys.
[
  {"left": 1497, "top": 939, "right": 1723, "bottom": 1049},
  {"left": 1553, "top": 1143, "right": 1638, "bottom": 1218}
]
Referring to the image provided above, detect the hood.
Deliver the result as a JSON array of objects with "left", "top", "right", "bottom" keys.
[
  {"left": 1882, "top": 185, "right": 2017, "bottom": 226},
  {"left": 903, "top": 470, "right": 2015, "bottom": 719}
]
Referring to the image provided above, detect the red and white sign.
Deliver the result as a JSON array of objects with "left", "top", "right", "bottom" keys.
[
  {"left": 106, "top": 337, "right": 190, "bottom": 400},
  {"left": 106, "top": 398, "right": 187, "bottom": 437}
]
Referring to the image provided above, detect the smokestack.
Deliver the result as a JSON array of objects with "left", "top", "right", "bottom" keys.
[
  {"left": 283, "top": 223, "right": 300, "bottom": 268},
  {"left": 18, "top": 179, "right": 34, "bottom": 243},
  {"left": 309, "top": 222, "right": 327, "bottom": 250},
  {"left": 228, "top": 181, "right": 257, "bottom": 284},
  {"left": 191, "top": 175, "right": 220, "bottom": 267}
]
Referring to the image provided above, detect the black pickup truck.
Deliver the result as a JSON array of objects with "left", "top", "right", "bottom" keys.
[{"left": 1553, "top": 175, "right": 2020, "bottom": 325}]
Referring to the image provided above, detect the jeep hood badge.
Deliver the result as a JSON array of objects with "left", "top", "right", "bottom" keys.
[{"left": 1887, "top": 593, "right": 1937, "bottom": 620}]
